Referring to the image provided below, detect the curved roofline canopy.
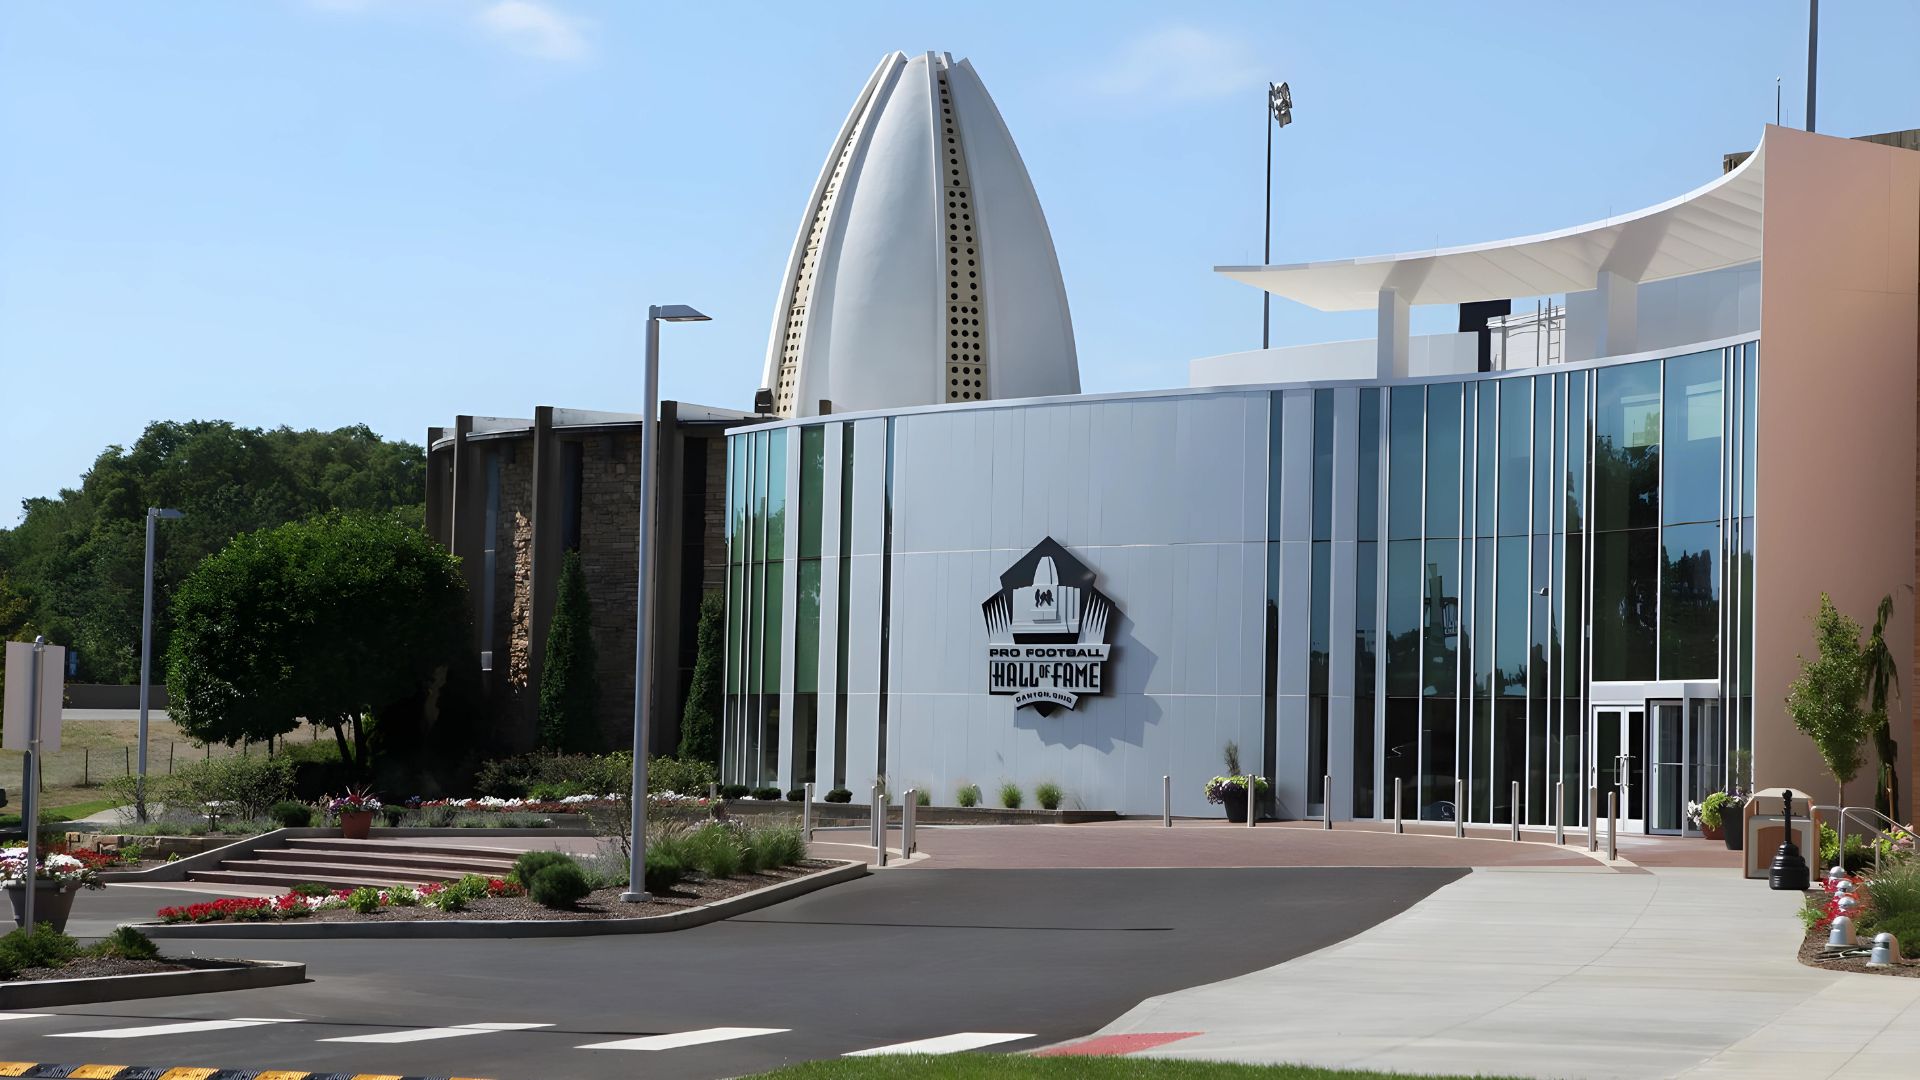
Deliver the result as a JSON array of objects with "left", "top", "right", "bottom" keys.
[{"left": 1217, "top": 131, "right": 1770, "bottom": 312}]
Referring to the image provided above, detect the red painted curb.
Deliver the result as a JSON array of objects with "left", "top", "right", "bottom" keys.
[{"left": 1034, "top": 1031, "right": 1203, "bottom": 1056}]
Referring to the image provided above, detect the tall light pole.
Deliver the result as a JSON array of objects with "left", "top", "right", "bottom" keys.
[
  {"left": 621, "top": 303, "right": 711, "bottom": 903},
  {"left": 1805, "top": 0, "right": 1818, "bottom": 133},
  {"left": 137, "top": 507, "right": 184, "bottom": 823},
  {"left": 1263, "top": 81, "right": 1293, "bottom": 350}
]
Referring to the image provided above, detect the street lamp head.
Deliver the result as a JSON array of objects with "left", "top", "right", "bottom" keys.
[
  {"left": 650, "top": 304, "right": 711, "bottom": 323},
  {"left": 150, "top": 508, "right": 185, "bottom": 520},
  {"left": 1270, "top": 81, "right": 1293, "bottom": 128}
]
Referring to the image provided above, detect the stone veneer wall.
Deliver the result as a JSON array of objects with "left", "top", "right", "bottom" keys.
[
  {"left": 577, "top": 433, "right": 641, "bottom": 749},
  {"left": 493, "top": 446, "right": 535, "bottom": 745}
]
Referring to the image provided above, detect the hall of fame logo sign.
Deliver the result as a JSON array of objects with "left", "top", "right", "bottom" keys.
[{"left": 980, "top": 538, "right": 1117, "bottom": 716}]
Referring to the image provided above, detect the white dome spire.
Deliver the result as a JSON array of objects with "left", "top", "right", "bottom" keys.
[{"left": 762, "top": 51, "right": 1079, "bottom": 418}]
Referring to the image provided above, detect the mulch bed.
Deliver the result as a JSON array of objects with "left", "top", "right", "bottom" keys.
[
  {"left": 1799, "top": 922, "right": 1920, "bottom": 978},
  {"left": 224, "top": 859, "right": 840, "bottom": 924},
  {"left": 4, "top": 957, "right": 195, "bottom": 983}
]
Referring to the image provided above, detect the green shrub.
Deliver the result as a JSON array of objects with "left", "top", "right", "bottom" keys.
[
  {"left": 474, "top": 752, "right": 633, "bottom": 799},
  {"left": 752, "top": 824, "right": 807, "bottom": 868},
  {"left": 679, "top": 591, "right": 724, "bottom": 764},
  {"left": 511, "top": 850, "right": 574, "bottom": 885},
  {"left": 644, "top": 846, "right": 685, "bottom": 893},
  {"left": 269, "top": 801, "right": 313, "bottom": 828},
  {"left": 1863, "top": 861, "right": 1920, "bottom": 926},
  {"left": 649, "top": 755, "right": 718, "bottom": 798},
  {"left": 956, "top": 783, "right": 981, "bottom": 808},
  {"left": 787, "top": 788, "right": 807, "bottom": 802},
  {"left": 0, "top": 924, "right": 81, "bottom": 977},
  {"left": 825, "top": 787, "right": 853, "bottom": 803},
  {"left": 91, "top": 926, "right": 160, "bottom": 961},
  {"left": 149, "top": 754, "right": 297, "bottom": 820},
  {"left": 751, "top": 786, "right": 781, "bottom": 801},
  {"left": 345, "top": 887, "right": 383, "bottom": 914},
  {"left": 1036, "top": 782, "right": 1063, "bottom": 810},
  {"left": 529, "top": 863, "right": 592, "bottom": 909},
  {"left": 1820, "top": 822, "right": 1874, "bottom": 873},
  {"left": 914, "top": 789, "right": 931, "bottom": 806},
  {"left": 538, "top": 549, "right": 602, "bottom": 753},
  {"left": 720, "top": 784, "right": 751, "bottom": 800},
  {"left": 1869, "top": 911, "right": 1920, "bottom": 957},
  {"left": 684, "top": 823, "right": 743, "bottom": 877},
  {"left": 290, "top": 882, "right": 332, "bottom": 898},
  {"left": 999, "top": 782, "right": 1023, "bottom": 809}
]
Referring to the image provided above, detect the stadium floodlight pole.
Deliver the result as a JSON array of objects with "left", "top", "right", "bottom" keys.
[
  {"left": 137, "top": 507, "right": 185, "bottom": 823},
  {"left": 1262, "top": 80, "right": 1293, "bottom": 350},
  {"left": 621, "top": 304, "right": 711, "bottom": 903}
]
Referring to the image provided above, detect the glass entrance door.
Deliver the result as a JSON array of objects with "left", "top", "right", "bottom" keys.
[
  {"left": 1649, "top": 701, "right": 1685, "bottom": 834},
  {"left": 1591, "top": 708, "right": 1645, "bottom": 833}
]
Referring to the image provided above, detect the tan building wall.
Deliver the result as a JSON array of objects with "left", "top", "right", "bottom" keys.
[{"left": 1755, "top": 125, "right": 1920, "bottom": 814}]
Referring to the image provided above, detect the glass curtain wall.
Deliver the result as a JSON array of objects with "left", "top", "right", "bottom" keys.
[{"left": 722, "top": 426, "right": 788, "bottom": 788}]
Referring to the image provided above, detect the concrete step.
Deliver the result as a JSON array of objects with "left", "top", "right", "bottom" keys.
[
  {"left": 256, "top": 847, "right": 518, "bottom": 875},
  {"left": 206, "top": 858, "right": 487, "bottom": 884},
  {"left": 185, "top": 868, "right": 442, "bottom": 891},
  {"left": 282, "top": 836, "right": 532, "bottom": 860}
]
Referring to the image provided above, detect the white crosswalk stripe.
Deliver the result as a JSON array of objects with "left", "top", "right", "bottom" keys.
[
  {"left": 845, "top": 1031, "right": 1035, "bottom": 1056},
  {"left": 0, "top": 1013, "right": 49, "bottom": 1021},
  {"left": 578, "top": 1026, "right": 789, "bottom": 1051},
  {"left": 321, "top": 1020, "right": 552, "bottom": 1044},
  {"left": 51, "top": 1017, "right": 301, "bottom": 1039}
]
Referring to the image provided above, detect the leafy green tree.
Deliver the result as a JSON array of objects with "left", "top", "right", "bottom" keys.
[
  {"left": 0, "top": 420, "right": 424, "bottom": 684},
  {"left": 1863, "top": 593, "right": 1903, "bottom": 819},
  {"left": 538, "top": 551, "right": 601, "bottom": 753},
  {"left": 678, "top": 592, "right": 724, "bottom": 765},
  {"left": 165, "top": 512, "right": 470, "bottom": 771},
  {"left": 1785, "top": 594, "right": 1875, "bottom": 807},
  {"left": 0, "top": 570, "right": 34, "bottom": 701}
]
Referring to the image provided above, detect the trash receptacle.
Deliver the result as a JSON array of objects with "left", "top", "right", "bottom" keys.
[{"left": 1744, "top": 787, "right": 1818, "bottom": 880}]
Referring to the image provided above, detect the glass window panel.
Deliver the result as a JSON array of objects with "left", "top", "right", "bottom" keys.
[
  {"left": 1530, "top": 533, "right": 1550, "bottom": 692},
  {"left": 1386, "top": 540, "right": 1422, "bottom": 697},
  {"left": 1310, "top": 542, "right": 1331, "bottom": 695},
  {"left": 1496, "top": 536, "right": 1528, "bottom": 695},
  {"left": 1563, "top": 533, "right": 1584, "bottom": 696},
  {"left": 1421, "top": 698, "right": 1457, "bottom": 820},
  {"left": 1472, "top": 696, "right": 1492, "bottom": 822},
  {"left": 1532, "top": 376, "right": 1552, "bottom": 532},
  {"left": 1663, "top": 351, "right": 1722, "bottom": 525},
  {"left": 765, "top": 429, "right": 788, "bottom": 562},
  {"left": 1355, "top": 540, "right": 1378, "bottom": 696},
  {"left": 1388, "top": 386, "right": 1424, "bottom": 541},
  {"left": 1593, "top": 529, "right": 1657, "bottom": 680},
  {"left": 760, "top": 561, "right": 784, "bottom": 692},
  {"left": 1567, "top": 371, "right": 1587, "bottom": 532},
  {"left": 1742, "top": 345, "right": 1757, "bottom": 518},
  {"left": 1495, "top": 698, "right": 1526, "bottom": 824},
  {"left": 1661, "top": 522, "right": 1719, "bottom": 678},
  {"left": 1267, "top": 391, "right": 1285, "bottom": 541},
  {"left": 1353, "top": 697, "right": 1376, "bottom": 817},
  {"left": 1425, "top": 383, "right": 1462, "bottom": 536},
  {"left": 1358, "top": 390, "right": 1381, "bottom": 541},
  {"left": 798, "top": 426, "right": 826, "bottom": 559},
  {"left": 1313, "top": 389, "right": 1334, "bottom": 541},
  {"left": 1384, "top": 698, "right": 1418, "bottom": 820},
  {"left": 1498, "top": 379, "right": 1530, "bottom": 535},
  {"left": 1738, "top": 516, "right": 1754, "bottom": 696},
  {"left": 1476, "top": 382, "right": 1497, "bottom": 536},
  {"left": 749, "top": 431, "right": 767, "bottom": 566},
  {"left": 1528, "top": 696, "right": 1548, "bottom": 824},
  {"left": 1594, "top": 360, "right": 1661, "bottom": 531},
  {"left": 795, "top": 559, "right": 822, "bottom": 694},
  {"left": 1423, "top": 539, "right": 1460, "bottom": 697},
  {"left": 726, "top": 562, "right": 744, "bottom": 694},
  {"left": 1474, "top": 538, "right": 1495, "bottom": 698}
]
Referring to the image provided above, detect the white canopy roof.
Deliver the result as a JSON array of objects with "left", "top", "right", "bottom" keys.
[{"left": 1217, "top": 134, "right": 1768, "bottom": 312}]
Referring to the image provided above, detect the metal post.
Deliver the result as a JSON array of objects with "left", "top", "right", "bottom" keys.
[
  {"left": 83, "top": 748, "right": 89, "bottom": 788},
  {"left": 124, "top": 745, "right": 130, "bottom": 776},
  {"left": 1606, "top": 791, "right": 1618, "bottom": 861},
  {"left": 1162, "top": 774, "right": 1171, "bottom": 827},
  {"left": 802, "top": 781, "right": 814, "bottom": 842},
  {"left": 1320, "top": 774, "right": 1330, "bottom": 830},
  {"left": 1393, "top": 777, "right": 1403, "bottom": 834},
  {"left": 619, "top": 312, "right": 667, "bottom": 904},
  {"left": 168, "top": 741, "right": 174, "bottom": 775},
  {"left": 24, "top": 636, "right": 46, "bottom": 933},
  {"left": 1510, "top": 781, "right": 1521, "bottom": 842},
  {"left": 871, "top": 782, "right": 887, "bottom": 866},
  {"left": 708, "top": 782, "right": 717, "bottom": 804},
  {"left": 1454, "top": 779, "right": 1464, "bottom": 838},
  {"left": 1554, "top": 781, "right": 1565, "bottom": 845},
  {"left": 1806, "top": 0, "right": 1818, "bottom": 133},
  {"left": 1588, "top": 786, "right": 1599, "bottom": 852},
  {"left": 902, "top": 789, "right": 916, "bottom": 858},
  {"left": 1836, "top": 808, "right": 1846, "bottom": 866},
  {"left": 137, "top": 510, "right": 155, "bottom": 822},
  {"left": 1262, "top": 86, "right": 1272, "bottom": 349}
]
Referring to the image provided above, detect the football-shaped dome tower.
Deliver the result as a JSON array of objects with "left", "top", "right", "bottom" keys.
[{"left": 761, "top": 51, "right": 1079, "bottom": 418}]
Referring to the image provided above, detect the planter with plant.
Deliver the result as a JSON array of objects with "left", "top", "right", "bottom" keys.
[
  {"left": 326, "top": 789, "right": 383, "bottom": 840},
  {"left": 1691, "top": 790, "right": 1745, "bottom": 848},
  {"left": 999, "top": 782, "right": 1023, "bottom": 809},
  {"left": 956, "top": 783, "right": 981, "bottom": 808},
  {"left": 1204, "top": 741, "right": 1270, "bottom": 823},
  {"left": 1, "top": 848, "right": 106, "bottom": 933},
  {"left": 1036, "top": 782, "right": 1063, "bottom": 811}
]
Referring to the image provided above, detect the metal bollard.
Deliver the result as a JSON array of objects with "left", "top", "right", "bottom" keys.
[
  {"left": 1869, "top": 932, "right": 1902, "bottom": 967},
  {"left": 1554, "top": 781, "right": 1565, "bottom": 845},
  {"left": 1321, "top": 774, "right": 1331, "bottom": 830},
  {"left": 1510, "top": 781, "right": 1521, "bottom": 842},
  {"left": 1827, "top": 914, "right": 1857, "bottom": 947},
  {"left": 1606, "top": 791, "right": 1618, "bottom": 861},
  {"left": 1393, "top": 778, "right": 1403, "bottom": 834},
  {"left": 709, "top": 782, "right": 718, "bottom": 804},
  {"left": 802, "top": 782, "right": 815, "bottom": 841},
  {"left": 1588, "top": 787, "right": 1599, "bottom": 852},
  {"left": 1454, "top": 779, "right": 1465, "bottom": 838},
  {"left": 1162, "top": 774, "right": 1172, "bottom": 828},
  {"left": 871, "top": 783, "right": 887, "bottom": 866},
  {"left": 901, "top": 790, "right": 916, "bottom": 858}
]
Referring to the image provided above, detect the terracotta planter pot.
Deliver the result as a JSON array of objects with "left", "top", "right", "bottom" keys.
[
  {"left": 339, "top": 810, "right": 375, "bottom": 840},
  {"left": 1701, "top": 823, "right": 1725, "bottom": 841},
  {"left": 6, "top": 881, "right": 79, "bottom": 933}
]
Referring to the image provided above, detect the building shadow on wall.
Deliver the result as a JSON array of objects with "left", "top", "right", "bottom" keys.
[{"left": 1010, "top": 612, "right": 1159, "bottom": 752}]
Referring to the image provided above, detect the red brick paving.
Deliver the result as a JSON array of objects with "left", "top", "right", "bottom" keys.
[{"left": 1035, "top": 1032, "right": 1203, "bottom": 1056}]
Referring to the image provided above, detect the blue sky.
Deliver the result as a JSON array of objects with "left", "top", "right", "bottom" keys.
[{"left": 4, "top": 1, "right": 1918, "bottom": 521}]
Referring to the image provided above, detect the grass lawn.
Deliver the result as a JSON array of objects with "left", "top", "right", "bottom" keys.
[
  {"left": 749, "top": 1057, "right": 1516, "bottom": 1079},
  {"left": 0, "top": 718, "right": 321, "bottom": 813},
  {"left": 0, "top": 797, "right": 122, "bottom": 829}
]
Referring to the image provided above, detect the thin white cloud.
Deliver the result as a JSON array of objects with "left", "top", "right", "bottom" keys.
[
  {"left": 1086, "top": 26, "right": 1264, "bottom": 103},
  {"left": 474, "top": 0, "right": 589, "bottom": 62}
]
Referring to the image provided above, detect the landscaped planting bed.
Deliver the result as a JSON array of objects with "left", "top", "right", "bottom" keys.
[
  {"left": 0, "top": 926, "right": 177, "bottom": 984},
  {"left": 1797, "top": 854, "right": 1920, "bottom": 977}
]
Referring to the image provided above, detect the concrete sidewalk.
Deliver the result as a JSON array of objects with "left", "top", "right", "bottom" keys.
[{"left": 1082, "top": 867, "right": 1920, "bottom": 1079}]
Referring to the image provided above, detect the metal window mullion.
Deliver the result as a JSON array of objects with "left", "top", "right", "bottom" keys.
[
  {"left": 1374, "top": 388, "right": 1389, "bottom": 818},
  {"left": 1453, "top": 383, "right": 1465, "bottom": 820},
  {"left": 1655, "top": 357, "right": 1666, "bottom": 682},
  {"left": 1414, "top": 386, "right": 1426, "bottom": 816}
]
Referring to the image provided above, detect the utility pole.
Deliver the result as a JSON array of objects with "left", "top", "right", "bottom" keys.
[{"left": 1806, "top": 0, "right": 1818, "bottom": 133}]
